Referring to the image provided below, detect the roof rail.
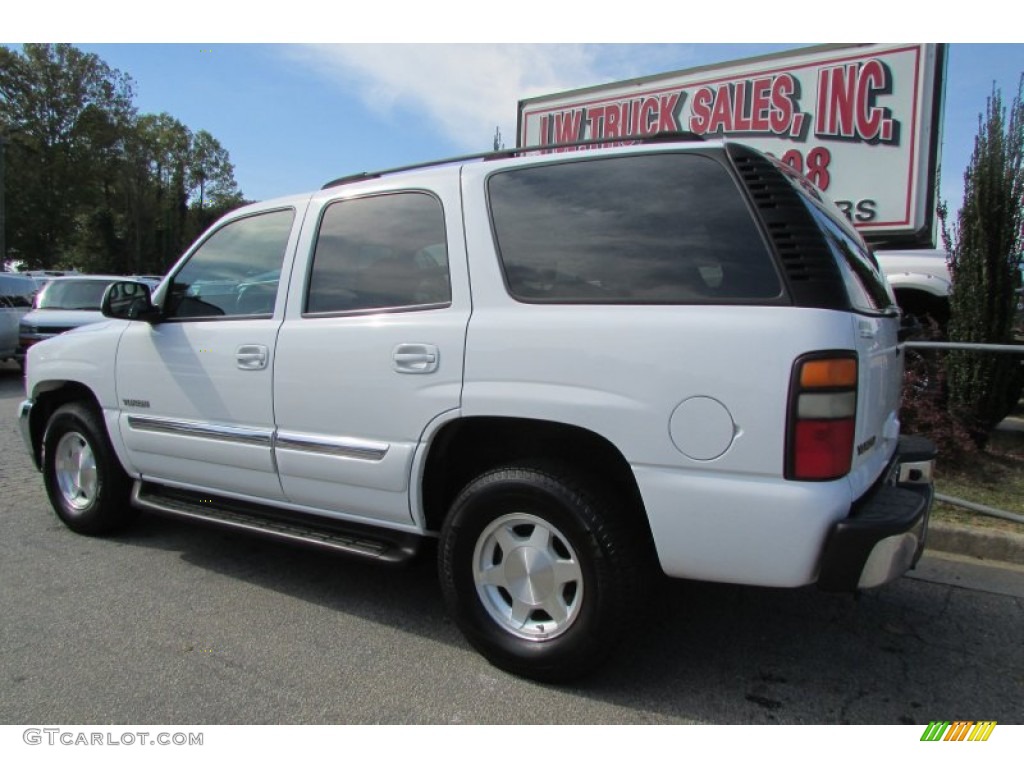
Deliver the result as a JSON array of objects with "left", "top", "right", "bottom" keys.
[{"left": 320, "top": 131, "right": 705, "bottom": 190}]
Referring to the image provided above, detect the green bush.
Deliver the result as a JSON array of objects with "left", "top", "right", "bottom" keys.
[
  {"left": 899, "top": 321, "right": 977, "bottom": 461},
  {"left": 941, "top": 77, "right": 1024, "bottom": 447}
]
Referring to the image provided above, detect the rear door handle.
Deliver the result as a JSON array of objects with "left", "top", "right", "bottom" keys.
[
  {"left": 236, "top": 344, "right": 268, "bottom": 370},
  {"left": 393, "top": 343, "right": 439, "bottom": 373}
]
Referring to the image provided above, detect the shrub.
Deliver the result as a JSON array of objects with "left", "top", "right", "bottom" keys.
[
  {"left": 899, "top": 322, "right": 977, "bottom": 461},
  {"left": 941, "top": 77, "right": 1024, "bottom": 447}
]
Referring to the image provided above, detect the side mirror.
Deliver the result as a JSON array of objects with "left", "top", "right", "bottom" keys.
[{"left": 102, "top": 281, "right": 161, "bottom": 323}]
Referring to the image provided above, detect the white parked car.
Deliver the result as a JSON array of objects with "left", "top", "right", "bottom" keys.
[
  {"left": 18, "top": 137, "right": 936, "bottom": 681},
  {"left": 17, "top": 275, "right": 158, "bottom": 365},
  {"left": 0, "top": 273, "right": 37, "bottom": 365}
]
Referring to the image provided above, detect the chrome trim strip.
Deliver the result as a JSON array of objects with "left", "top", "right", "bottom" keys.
[
  {"left": 126, "top": 415, "right": 273, "bottom": 447},
  {"left": 274, "top": 431, "right": 389, "bottom": 461}
]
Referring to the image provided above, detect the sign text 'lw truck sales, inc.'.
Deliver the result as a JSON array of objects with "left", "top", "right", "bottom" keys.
[{"left": 518, "top": 44, "right": 946, "bottom": 248}]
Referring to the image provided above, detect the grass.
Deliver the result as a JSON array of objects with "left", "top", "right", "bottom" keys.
[{"left": 931, "top": 404, "right": 1024, "bottom": 535}]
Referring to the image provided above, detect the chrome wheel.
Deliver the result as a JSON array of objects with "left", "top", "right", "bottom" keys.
[
  {"left": 441, "top": 466, "right": 644, "bottom": 680},
  {"left": 472, "top": 512, "right": 584, "bottom": 641},
  {"left": 54, "top": 431, "right": 98, "bottom": 512}
]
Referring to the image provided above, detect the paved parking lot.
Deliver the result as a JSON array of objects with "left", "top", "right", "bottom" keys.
[{"left": 1, "top": 360, "right": 1022, "bottom": 724}]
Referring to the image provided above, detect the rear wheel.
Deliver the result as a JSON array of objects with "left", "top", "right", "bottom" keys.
[
  {"left": 42, "top": 402, "right": 136, "bottom": 535},
  {"left": 439, "top": 465, "right": 645, "bottom": 681}
]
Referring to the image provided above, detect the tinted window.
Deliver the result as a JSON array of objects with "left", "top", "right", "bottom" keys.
[
  {"left": 802, "top": 200, "right": 896, "bottom": 314},
  {"left": 771, "top": 157, "right": 895, "bottom": 314},
  {"left": 306, "top": 192, "right": 450, "bottom": 314},
  {"left": 0, "top": 279, "right": 34, "bottom": 308},
  {"left": 488, "top": 153, "right": 780, "bottom": 303},
  {"left": 167, "top": 209, "right": 294, "bottom": 320}
]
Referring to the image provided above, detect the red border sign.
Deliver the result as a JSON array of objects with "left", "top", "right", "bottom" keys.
[{"left": 518, "top": 44, "right": 946, "bottom": 248}]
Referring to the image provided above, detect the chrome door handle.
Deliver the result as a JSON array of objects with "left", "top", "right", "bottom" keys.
[
  {"left": 393, "top": 343, "right": 439, "bottom": 373},
  {"left": 236, "top": 344, "right": 269, "bottom": 370}
]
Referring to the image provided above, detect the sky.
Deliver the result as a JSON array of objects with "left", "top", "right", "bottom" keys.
[{"left": 6, "top": 6, "right": 1024, "bottom": 231}]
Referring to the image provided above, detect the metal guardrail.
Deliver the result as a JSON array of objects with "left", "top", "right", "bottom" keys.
[
  {"left": 934, "top": 493, "right": 1024, "bottom": 525},
  {"left": 904, "top": 341, "right": 1024, "bottom": 354},
  {"left": 900, "top": 339, "right": 1024, "bottom": 527}
]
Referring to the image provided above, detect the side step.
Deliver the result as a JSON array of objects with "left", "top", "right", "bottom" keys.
[{"left": 132, "top": 481, "right": 421, "bottom": 564}]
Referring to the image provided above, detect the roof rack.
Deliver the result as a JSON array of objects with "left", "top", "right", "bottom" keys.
[{"left": 320, "top": 130, "right": 705, "bottom": 190}]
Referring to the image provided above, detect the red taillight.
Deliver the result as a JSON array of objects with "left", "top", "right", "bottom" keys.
[{"left": 787, "top": 354, "right": 858, "bottom": 481}]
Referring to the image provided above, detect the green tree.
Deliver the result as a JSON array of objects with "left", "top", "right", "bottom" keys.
[
  {"left": 186, "top": 129, "right": 244, "bottom": 238},
  {"left": 942, "top": 76, "right": 1024, "bottom": 446},
  {"left": 0, "top": 43, "right": 135, "bottom": 267},
  {"left": 1, "top": 44, "right": 247, "bottom": 275}
]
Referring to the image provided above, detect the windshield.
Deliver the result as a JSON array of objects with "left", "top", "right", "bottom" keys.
[{"left": 36, "top": 279, "right": 118, "bottom": 311}]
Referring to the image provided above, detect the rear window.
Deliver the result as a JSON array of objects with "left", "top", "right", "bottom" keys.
[{"left": 487, "top": 153, "right": 781, "bottom": 304}]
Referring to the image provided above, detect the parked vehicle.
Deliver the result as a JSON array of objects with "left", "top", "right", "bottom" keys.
[
  {"left": 18, "top": 138, "right": 936, "bottom": 681},
  {"left": 17, "top": 275, "right": 158, "bottom": 365},
  {"left": 0, "top": 273, "right": 37, "bottom": 365},
  {"left": 874, "top": 249, "right": 951, "bottom": 330}
]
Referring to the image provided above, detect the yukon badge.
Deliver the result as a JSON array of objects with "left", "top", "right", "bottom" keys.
[
  {"left": 122, "top": 398, "right": 151, "bottom": 409},
  {"left": 857, "top": 435, "right": 877, "bottom": 456}
]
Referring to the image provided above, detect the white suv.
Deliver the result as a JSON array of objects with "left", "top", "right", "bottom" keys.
[{"left": 18, "top": 138, "right": 935, "bottom": 681}]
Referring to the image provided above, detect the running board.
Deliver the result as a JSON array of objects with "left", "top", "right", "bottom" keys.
[{"left": 132, "top": 481, "right": 420, "bottom": 564}]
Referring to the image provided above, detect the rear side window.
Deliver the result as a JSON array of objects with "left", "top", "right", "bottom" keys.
[
  {"left": 773, "top": 158, "right": 895, "bottom": 315},
  {"left": 488, "top": 153, "right": 781, "bottom": 303},
  {"left": 306, "top": 192, "right": 450, "bottom": 314},
  {"left": 803, "top": 201, "right": 896, "bottom": 314}
]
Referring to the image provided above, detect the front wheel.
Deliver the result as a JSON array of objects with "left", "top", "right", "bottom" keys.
[
  {"left": 42, "top": 402, "right": 136, "bottom": 535},
  {"left": 439, "top": 466, "right": 645, "bottom": 681}
]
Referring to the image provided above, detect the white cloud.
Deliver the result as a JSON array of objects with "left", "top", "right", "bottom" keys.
[{"left": 284, "top": 44, "right": 707, "bottom": 151}]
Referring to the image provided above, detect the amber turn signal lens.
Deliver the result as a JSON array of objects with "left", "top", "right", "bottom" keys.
[{"left": 799, "top": 358, "right": 857, "bottom": 389}]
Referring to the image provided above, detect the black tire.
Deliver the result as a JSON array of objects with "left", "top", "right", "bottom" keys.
[
  {"left": 42, "top": 402, "right": 137, "bottom": 535},
  {"left": 439, "top": 465, "right": 645, "bottom": 682}
]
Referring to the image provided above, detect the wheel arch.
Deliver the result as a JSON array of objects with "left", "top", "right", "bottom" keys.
[
  {"left": 26, "top": 380, "right": 104, "bottom": 470},
  {"left": 420, "top": 415, "right": 653, "bottom": 542},
  {"left": 892, "top": 286, "right": 950, "bottom": 330}
]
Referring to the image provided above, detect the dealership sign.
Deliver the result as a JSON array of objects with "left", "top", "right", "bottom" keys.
[{"left": 518, "top": 44, "right": 946, "bottom": 247}]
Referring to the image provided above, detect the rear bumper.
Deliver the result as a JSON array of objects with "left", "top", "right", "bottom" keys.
[{"left": 817, "top": 435, "right": 936, "bottom": 591}]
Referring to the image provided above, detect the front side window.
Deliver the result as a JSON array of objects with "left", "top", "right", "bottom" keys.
[
  {"left": 306, "top": 192, "right": 450, "bottom": 314},
  {"left": 488, "top": 153, "right": 781, "bottom": 303},
  {"left": 166, "top": 208, "right": 295, "bottom": 320}
]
